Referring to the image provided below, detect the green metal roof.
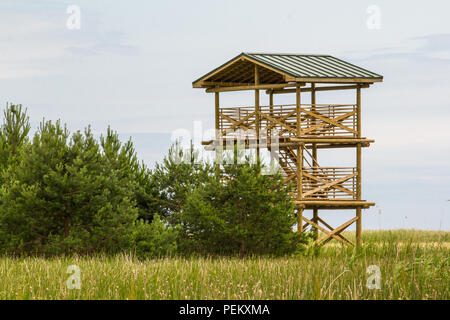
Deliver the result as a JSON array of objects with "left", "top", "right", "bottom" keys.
[
  {"left": 193, "top": 52, "right": 383, "bottom": 85},
  {"left": 244, "top": 53, "right": 382, "bottom": 79}
]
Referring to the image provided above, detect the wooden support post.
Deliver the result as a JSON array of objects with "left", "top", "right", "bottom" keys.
[
  {"left": 311, "top": 83, "right": 319, "bottom": 240},
  {"left": 298, "top": 208, "right": 304, "bottom": 233},
  {"left": 269, "top": 91, "right": 273, "bottom": 139},
  {"left": 215, "top": 90, "right": 220, "bottom": 171},
  {"left": 296, "top": 85, "right": 303, "bottom": 232},
  {"left": 269, "top": 91, "right": 273, "bottom": 108},
  {"left": 255, "top": 65, "right": 260, "bottom": 161},
  {"left": 215, "top": 91, "right": 220, "bottom": 138},
  {"left": 296, "top": 85, "right": 301, "bottom": 138},
  {"left": 356, "top": 85, "right": 362, "bottom": 247}
]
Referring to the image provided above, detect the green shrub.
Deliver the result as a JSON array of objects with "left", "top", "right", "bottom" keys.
[
  {"left": 131, "top": 214, "right": 178, "bottom": 259},
  {"left": 180, "top": 159, "right": 303, "bottom": 257}
]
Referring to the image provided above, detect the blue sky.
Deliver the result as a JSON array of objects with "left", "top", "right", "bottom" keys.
[{"left": 0, "top": 0, "right": 449, "bottom": 230}]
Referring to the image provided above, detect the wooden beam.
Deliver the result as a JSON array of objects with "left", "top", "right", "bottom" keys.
[
  {"left": 206, "top": 83, "right": 302, "bottom": 93},
  {"left": 204, "top": 141, "right": 302, "bottom": 151},
  {"left": 295, "top": 200, "right": 374, "bottom": 207},
  {"left": 291, "top": 138, "right": 374, "bottom": 144},
  {"left": 200, "top": 81, "right": 255, "bottom": 87},
  {"left": 266, "top": 84, "right": 370, "bottom": 94},
  {"left": 305, "top": 143, "right": 372, "bottom": 149}
]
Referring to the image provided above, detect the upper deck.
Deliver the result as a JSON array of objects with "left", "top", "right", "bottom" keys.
[{"left": 219, "top": 103, "right": 358, "bottom": 140}]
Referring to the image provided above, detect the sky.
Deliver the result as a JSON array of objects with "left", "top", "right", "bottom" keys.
[{"left": 0, "top": 0, "right": 449, "bottom": 230}]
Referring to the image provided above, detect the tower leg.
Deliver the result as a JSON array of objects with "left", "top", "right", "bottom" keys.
[
  {"left": 297, "top": 207, "right": 304, "bottom": 233},
  {"left": 356, "top": 208, "right": 362, "bottom": 247},
  {"left": 313, "top": 208, "right": 319, "bottom": 240}
]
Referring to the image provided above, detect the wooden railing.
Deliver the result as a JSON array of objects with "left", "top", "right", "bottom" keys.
[
  {"left": 219, "top": 104, "right": 358, "bottom": 138},
  {"left": 301, "top": 167, "right": 357, "bottom": 200}
]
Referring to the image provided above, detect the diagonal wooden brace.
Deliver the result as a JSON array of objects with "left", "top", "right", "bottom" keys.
[
  {"left": 301, "top": 216, "right": 351, "bottom": 246},
  {"left": 316, "top": 216, "right": 358, "bottom": 246},
  {"left": 300, "top": 109, "right": 357, "bottom": 135},
  {"left": 317, "top": 216, "right": 353, "bottom": 245},
  {"left": 303, "top": 172, "right": 355, "bottom": 197},
  {"left": 220, "top": 111, "right": 256, "bottom": 134},
  {"left": 302, "top": 173, "right": 357, "bottom": 198},
  {"left": 258, "top": 111, "right": 298, "bottom": 135}
]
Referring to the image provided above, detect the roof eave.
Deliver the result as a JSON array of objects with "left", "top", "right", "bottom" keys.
[{"left": 192, "top": 53, "right": 246, "bottom": 88}]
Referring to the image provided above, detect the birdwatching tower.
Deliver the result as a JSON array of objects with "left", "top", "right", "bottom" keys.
[{"left": 193, "top": 53, "right": 383, "bottom": 246}]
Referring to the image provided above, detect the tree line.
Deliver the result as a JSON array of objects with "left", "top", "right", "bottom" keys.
[{"left": 0, "top": 103, "right": 307, "bottom": 258}]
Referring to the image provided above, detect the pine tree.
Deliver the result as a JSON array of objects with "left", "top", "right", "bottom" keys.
[
  {"left": 0, "top": 120, "right": 138, "bottom": 255},
  {"left": 181, "top": 159, "right": 303, "bottom": 257},
  {"left": 151, "top": 142, "right": 214, "bottom": 225},
  {"left": 0, "top": 103, "right": 30, "bottom": 171}
]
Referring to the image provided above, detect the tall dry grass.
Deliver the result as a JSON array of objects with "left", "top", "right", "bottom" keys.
[{"left": 0, "top": 230, "right": 448, "bottom": 300}]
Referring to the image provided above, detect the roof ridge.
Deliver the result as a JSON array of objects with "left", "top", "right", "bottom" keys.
[{"left": 244, "top": 52, "right": 331, "bottom": 57}]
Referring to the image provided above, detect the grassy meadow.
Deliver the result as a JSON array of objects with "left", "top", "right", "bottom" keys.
[{"left": 0, "top": 230, "right": 448, "bottom": 300}]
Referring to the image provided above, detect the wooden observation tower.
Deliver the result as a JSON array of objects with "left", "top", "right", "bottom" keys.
[{"left": 193, "top": 53, "right": 383, "bottom": 246}]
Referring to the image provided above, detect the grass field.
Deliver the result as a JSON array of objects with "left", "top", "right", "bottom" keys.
[{"left": 0, "top": 230, "right": 448, "bottom": 300}]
